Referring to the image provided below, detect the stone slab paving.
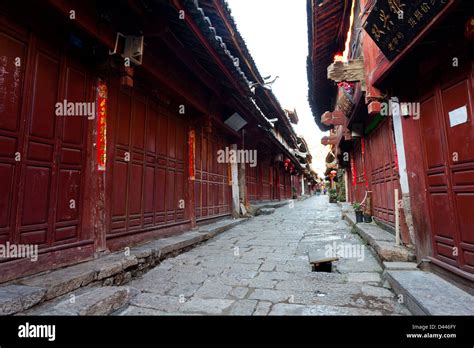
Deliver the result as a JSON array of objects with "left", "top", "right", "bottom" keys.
[{"left": 119, "top": 196, "right": 410, "bottom": 316}]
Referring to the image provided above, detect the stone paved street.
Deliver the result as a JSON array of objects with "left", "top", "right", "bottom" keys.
[{"left": 119, "top": 196, "right": 410, "bottom": 315}]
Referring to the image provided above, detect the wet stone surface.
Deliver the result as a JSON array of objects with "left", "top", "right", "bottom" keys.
[{"left": 119, "top": 196, "right": 410, "bottom": 316}]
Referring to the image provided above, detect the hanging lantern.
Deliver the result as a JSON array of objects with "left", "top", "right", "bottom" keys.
[{"left": 284, "top": 158, "right": 291, "bottom": 171}]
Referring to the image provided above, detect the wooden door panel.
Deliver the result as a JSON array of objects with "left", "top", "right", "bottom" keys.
[
  {"left": 128, "top": 163, "right": 143, "bottom": 215},
  {"left": 429, "top": 192, "right": 456, "bottom": 241},
  {"left": 132, "top": 99, "right": 145, "bottom": 151},
  {"left": 21, "top": 166, "right": 51, "bottom": 227},
  {"left": 108, "top": 88, "right": 186, "bottom": 239},
  {"left": 420, "top": 95, "right": 457, "bottom": 263},
  {"left": 62, "top": 67, "right": 87, "bottom": 145},
  {"left": 420, "top": 96, "right": 445, "bottom": 169},
  {"left": 56, "top": 169, "right": 81, "bottom": 223},
  {"left": 0, "top": 29, "right": 25, "bottom": 245},
  {"left": 194, "top": 129, "right": 231, "bottom": 220},
  {"left": 117, "top": 95, "right": 131, "bottom": 146},
  {"left": 54, "top": 63, "right": 89, "bottom": 244},
  {"left": 367, "top": 120, "right": 398, "bottom": 226},
  {"left": 111, "top": 161, "right": 128, "bottom": 218},
  {"left": 144, "top": 165, "right": 154, "bottom": 215},
  {"left": 439, "top": 76, "right": 474, "bottom": 272},
  {"left": 29, "top": 53, "right": 58, "bottom": 139},
  {"left": 19, "top": 49, "right": 59, "bottom": 246},
  {"left": 456, "top": 193, "right": 474, "bottom": 244},
  {"left": 155, "top": 167, "right": 166, "bottom": 213},
  {"left": 441, "top": 79, "right": 473, "bottom": 164}
]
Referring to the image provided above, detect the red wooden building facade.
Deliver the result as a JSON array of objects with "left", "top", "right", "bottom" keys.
[
  {"left": 308, "top": 0, "right": 474, "bottom": 283},
  {"left": 0, "top": 0, "right": 312, "bottom": 283}
]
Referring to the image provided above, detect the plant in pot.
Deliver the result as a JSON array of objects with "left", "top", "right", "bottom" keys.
[
  {"left": 329, "top": 188, "right": 337, "bottom": 203},
  {"left": 353, "top": 202, "right": 364, "bottom": 223}
]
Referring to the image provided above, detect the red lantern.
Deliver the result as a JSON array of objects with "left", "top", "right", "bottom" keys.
[{"left": 284, "top": 158, "right": 291, "bottom": 171}]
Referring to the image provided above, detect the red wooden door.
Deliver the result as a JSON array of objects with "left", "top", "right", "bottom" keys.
[
  {"left": 194, "top": 128, "right": 231, "bottom": 221},
  {"left": 353, "top": 144, "right": 367, "bottom": 203},
  {"left": 366, "top": 119, "right": 399, "bottom": 227},
  {"left": 260, "top": 160, "right": 271, "bottom": 200},
  {"left": 246, "top": 163, "right": 257, "bottom": 202},
  {"left": 0, "top": 26, "right": 91, "bottom": 253},
  {"left": 419, "top": 69, "right": 474, "bottom": 275},
  {"left": 107, "top": 85, "right": 187, "bottom": 246},
  {"left": 272, "top": 165, "right": 280, "bottom": 200}
]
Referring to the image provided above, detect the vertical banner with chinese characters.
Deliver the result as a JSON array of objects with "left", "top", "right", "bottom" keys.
[
  {"left": 96, "top": 80, "right": 107, "bottom": 171},
  {"left": 351, "top": 155, "right": 357, "bottom": 187},
  {"left": 188, "top": 129, "right": 195, "bottom": 180},
  {"left": 364, "top": 0, "right": 450, "bottom": 60}
]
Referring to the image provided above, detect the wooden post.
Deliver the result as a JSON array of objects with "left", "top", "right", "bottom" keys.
[
  {"left": 238, "top": 161, "right": 247, "bottom": 210},
  {"left": 230, "top": 144, "right": 240, "bottom": 218},
  {"left": 301, "top": 174, "right": 305, "bottom": 195},
  {"left": 395, "top": 188, "right": 400, "bottom": 245}
]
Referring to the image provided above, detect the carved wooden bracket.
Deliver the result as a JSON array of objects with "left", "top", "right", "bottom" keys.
[
  {"left": 321, "top": 110, "right": 346, "bottom": 126},
  {"left": 321, "top": 134, "right": 338, "bottom": 146}
]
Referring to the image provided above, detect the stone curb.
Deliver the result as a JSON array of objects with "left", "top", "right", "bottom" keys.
[
  {"left": 0, "top": 218, "right": 247, "bottom": 315},
  {"left": 342, "top": 212, "right": 415, "bottom": 263},
  {"left": 249, "top": 200, "right": 290, "bottom": 216},
  {"left": 384, "top": 270, "right": 474, "bottom": 315}
]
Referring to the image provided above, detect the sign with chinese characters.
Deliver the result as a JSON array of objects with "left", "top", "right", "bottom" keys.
[
  {"left": 96, "top": 80, "right": 107, "bottom": 171},
  {"left": 364, "top": 0, "right": 450, "bottom": 60}
]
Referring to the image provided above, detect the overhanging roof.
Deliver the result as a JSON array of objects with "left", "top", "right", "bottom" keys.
[{"left": 307, "top": 0, "right": 352, "bottom": 131}]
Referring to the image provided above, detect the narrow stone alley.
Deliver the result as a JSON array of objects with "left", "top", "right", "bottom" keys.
[{"left": 119, "top": 196, "right": 410, "bottom": 315}]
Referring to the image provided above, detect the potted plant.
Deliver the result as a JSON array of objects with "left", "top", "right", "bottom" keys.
[
  {"left": 292, "top": 186, "right": 298, "bottom": 199},
  {"left": 353, "top": 202, "right": 364, "bottom": 223},
  {"left": 329, "top": 188, "right": 337, "bottom": 203}
]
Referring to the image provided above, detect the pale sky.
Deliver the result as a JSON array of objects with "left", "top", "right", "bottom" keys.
[{"left": 226, "top": 0, "right": 328, "bottom": 177}]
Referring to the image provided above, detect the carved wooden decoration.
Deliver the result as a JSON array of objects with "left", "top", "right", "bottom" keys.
[
  {"left": 321, "top": 134, "right": 339, "bottom": 146},
  {"left": 321, "top": 110, "right": 346, "bottom": 126}
]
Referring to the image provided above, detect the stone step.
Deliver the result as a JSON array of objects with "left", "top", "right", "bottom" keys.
[
  {"left": 258, "top": 208, "right": 275, "bottom": 215},
  {"left": 383, "top": 261, "right": 419, "bottom": 271},
  {"left": 25, "top": 286, "right": 137, "bottom": 316},
  {"left": 343, "top": 212, "right": 415, "bottom": 262},
  {"left": 384, "top": 270, "right": 474, "bottom": 315},
  {"left": 197, "top": 218, "right": 246, "bottom": 239},
  {"left": 0, "top": 285, "right": 46, "bottom": 315}
]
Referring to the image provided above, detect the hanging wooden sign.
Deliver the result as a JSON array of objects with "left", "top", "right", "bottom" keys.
[{"left": 364, "top": 0, "right": 450, "bottom": 60}]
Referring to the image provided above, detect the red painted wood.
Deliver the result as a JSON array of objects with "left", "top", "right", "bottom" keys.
[
  {"left": 194, "top": 128, "right": 232, "bottom": 221},
  {"left": 246, "top": 164, "right": 257, "bottom": 202},
  {"left": 107, "top": 84, "right": 188, "bottom": 246},
  {"left": 366, "top": 119, "right": 399, "bottom": 227},
  {"left": 0, "top": 14, "right": 94, "bottom": 281},
  {"left": 417, "top": 68, "right": 474, "bottom": 274}
]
